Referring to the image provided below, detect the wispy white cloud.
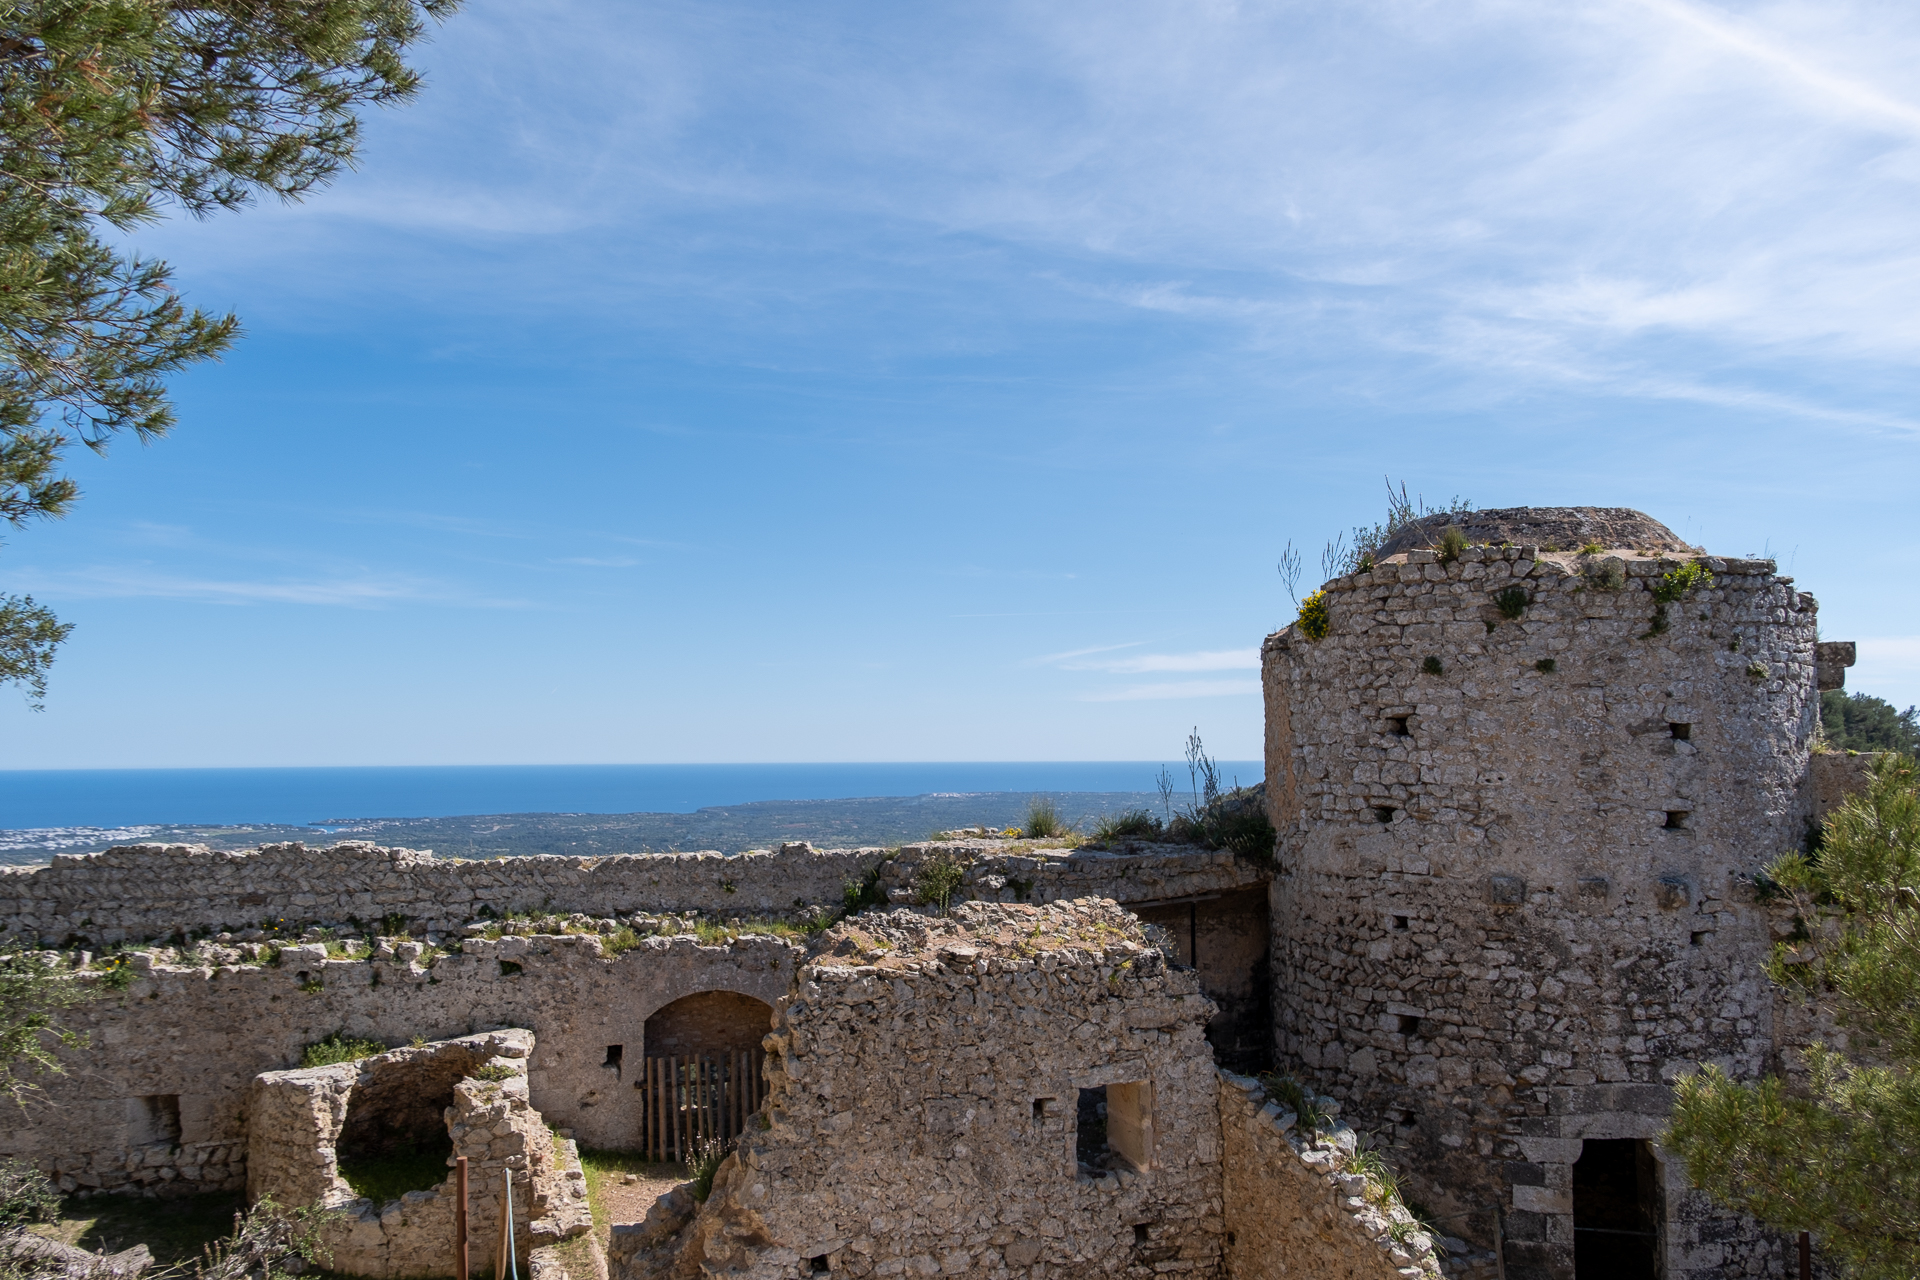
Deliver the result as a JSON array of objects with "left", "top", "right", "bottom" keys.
[
  {"left": 1060, "top": 648, "right": 1259, "bottom": 675},
  {"left": 1079, "top": 679, "right": 1261, "bottom": 702},
  {"left": 20, "top": 567, "right": 523, "bottom": 609},
  {"left": 1625, "top": 0, "right": 1920, "bottom": 137},
  {"left": 1030, "top": 641, "right": 1143, "bottom": 665}
]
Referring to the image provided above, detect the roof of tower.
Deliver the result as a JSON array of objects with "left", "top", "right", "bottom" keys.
[{"left": 1375, "top": 506, "right": 1697, "bottom": 558}]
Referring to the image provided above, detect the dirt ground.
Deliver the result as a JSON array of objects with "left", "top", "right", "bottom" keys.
[{"left": 577, "top": 1154, "right": 688, "bottom": 1247}]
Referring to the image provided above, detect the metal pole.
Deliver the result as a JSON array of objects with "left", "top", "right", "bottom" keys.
[
  {"left": 455, "top": 1156, "right": 468, "bottom": 1280},
  {"left": 1799, "top": 1231, "right": 1811, "bottom": 1280},
  {"left": 503, "top": 1168, "right": 517, "bottom": 1280}
]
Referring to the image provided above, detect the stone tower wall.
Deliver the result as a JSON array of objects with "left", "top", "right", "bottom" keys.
[{"left": 1261, "top": 544, "right": 1817, "bottom": 1280}]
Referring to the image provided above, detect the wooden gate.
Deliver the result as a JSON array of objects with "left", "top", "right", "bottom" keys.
[{"left": 639, "top": 1052, "right": 768, "bottom": 1163}]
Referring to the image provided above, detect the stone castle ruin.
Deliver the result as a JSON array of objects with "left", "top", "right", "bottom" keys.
[{"left": 0, "top": 507, "right": 1877, "bottom": 1280}]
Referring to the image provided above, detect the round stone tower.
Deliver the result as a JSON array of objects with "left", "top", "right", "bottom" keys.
[{"left": 1260, "top": 508, "right": 1819, "bottom": 1280}]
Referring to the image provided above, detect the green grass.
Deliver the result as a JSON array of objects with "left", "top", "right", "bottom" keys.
[
  {"left": 913, "top": 851, "right": 966, "bottom": 914},
  {"left": 1091, "top": 809, "right": 1161, "bottom": 842},
  {"left": 337, "top": 1134, "right": 453, "bottom": 1204},
  {"left": 1493, "top": 585, "right": 1529, "bottom": 620},
  {"left": 1022, "top": 796, "right": 1069, "bottom": 839},
  {"left": 301, "top": 1034, "right": 386, "bottom": 1068},
  {"left": 25, "top": 1191, "right": 246, "bottom": 1268}
]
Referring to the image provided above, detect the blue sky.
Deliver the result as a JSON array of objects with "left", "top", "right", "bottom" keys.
[{"left": 6, "top": 0, "right": 1920, "bottom": 769}]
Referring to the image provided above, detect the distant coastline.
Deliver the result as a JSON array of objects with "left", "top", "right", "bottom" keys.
[{"left": 0, "top": 762, "right": 1262, "bottom": 864}]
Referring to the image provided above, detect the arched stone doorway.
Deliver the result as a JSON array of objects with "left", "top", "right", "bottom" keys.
[
  {"left": 644, "top": 991, "right": 774, "bottom": 1060},
  {"left": 638, "top": 991, "right": 775, "bottom": 1162}
]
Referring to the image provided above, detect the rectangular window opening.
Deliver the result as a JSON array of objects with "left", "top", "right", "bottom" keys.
[
  {"left": 1663, "top": 811, "right": 1687, "bottom": 830},
  {"left": 1032, "top": 1097, "right": 1053, "bottom": 1122},
  {"left": 1133, "top": 1224, "right": 1151, "bottom": 1245},
  {"left": 1690, "top": 931, "right": 1710, "bottom": 947},
  {"left": 1372, "top": 807, "right": 1397, "bottom": 825},
  {"left": 1669, "top": 722, "right": 1691, "bottom": 741},
  {"left": 603, "top": 1045, "right": 623, "bottom": 1080},
  {"left": 1396, "top": 1014, "right": 1421, "bottom": 1036},
  {"left": 1391, "top": 915, "right": 1410, "bottom": 932},
  {"left": 1387, "top": 716, "right": 1411, "bottom": 737},
  {"left": 1077, "top": 1082, "right": 1153, "bottom": 1174},
  {"left": 131, "top": 1094, "right": 181, "bottom": 1146}
]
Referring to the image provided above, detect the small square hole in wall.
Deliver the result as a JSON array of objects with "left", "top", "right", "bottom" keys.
[
  {"left": 1397, "top": 1015, "right": 1421, "bottom": 1036},
  {"left": 1669, "top": 722, "right": 1692, "bottom": 741},
  {"left": 1391, "top": 916, "right": 1410, "bottom": 932},
  {"left": 808, "top": 1256, "right": 831, "bottom": 1274},
  {"left": 602, "top": 1045, "right": 622, "bottom": 1080},
  {"left": 131, "top": 1094, "right": 181, "bottom": 1146},
  {"left": 1373, "top": 807, "right": 1397, "bottom": 824},
  {"left": 1133, "top": 1224, "right": 1151, "bottom": 1245},
  {"left": 1387, "top": 716, "right": 1410, "bottom": 737},
  {"left": 1691, "top": 931, "right": 1711, "bottom": 947},
  {"left": 1032, "top": 1097, "right": 1053, "bottom": 1122},
  {"left": 1663, "top": 811, "right": 1688, "bottom": 830}
]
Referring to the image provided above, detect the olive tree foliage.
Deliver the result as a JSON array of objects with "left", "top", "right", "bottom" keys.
[
  {"left": 0, "top": 0, "right": 459, "bottom": 705},
  {"left": 1666, "top": 754, "right": 1920, "bottom": 1278},
  {"left": 0, "top": 947, "right": 130, "bottom": 1107}
]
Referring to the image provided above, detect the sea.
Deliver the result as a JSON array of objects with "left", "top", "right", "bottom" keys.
[{"left": 0, "top": 761, "right": 1261, "bottom": 830}]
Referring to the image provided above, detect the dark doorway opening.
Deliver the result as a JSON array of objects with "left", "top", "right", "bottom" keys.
[{"left": 1573, "top": 1138, "right": 1661, "bottom": 1279}]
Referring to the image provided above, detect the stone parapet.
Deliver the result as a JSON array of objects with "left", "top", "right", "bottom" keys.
[
  {"left": 0, "top": 841, "right": 887, "bottom": 945},
  {"left": 0, "top": 837, "right": 1270, "bottom": 948}
]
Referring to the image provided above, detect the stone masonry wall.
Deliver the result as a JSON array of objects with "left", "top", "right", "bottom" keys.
[
  {"left": 1262, "top": 542, "right": 1816, "bottom": 1280},
  {"left": 640, "top": 900, "right": 1226, "bottom": 1280},
  {"left": 0, "top": 838, "right": 1269, "bottom": 950},
  {"left": 0, "top": 933, "right": 797, "bottom": 1194},
  {"left": 0, "top": 842, "right": 886, "bottom": 946},
  {"left": 1216, "top": 1069, "right": 1445, "bottom": 1280},
  {"left": 877, "top": 841, "right": 1266, "bottom": 910}
]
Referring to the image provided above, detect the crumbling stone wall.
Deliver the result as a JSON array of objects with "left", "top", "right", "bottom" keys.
[
  {"left": 0, "top": 842, "right": 885, "bottom": 945},
  {"left": 248, "top": 1030, "right": 590, "bottom": 1278},
  {"left": 884, "top": 841, "right": 1274, "bottom": 1068},
  {"left": 0, "top": 933, "right": 797, "bottom": 1194},
  {"left": 878, "top": 841, "right": 1265, "bottom": 910},
  {"left": 640, "top": 900, "right": 1225, "bottom": 1280},
  {"left": 1261, "top": 536, "right": 1819, "bottom": 1280},
  {"left": 1216, "top": 1070, "right": 1446, "bottom": 1280}
]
